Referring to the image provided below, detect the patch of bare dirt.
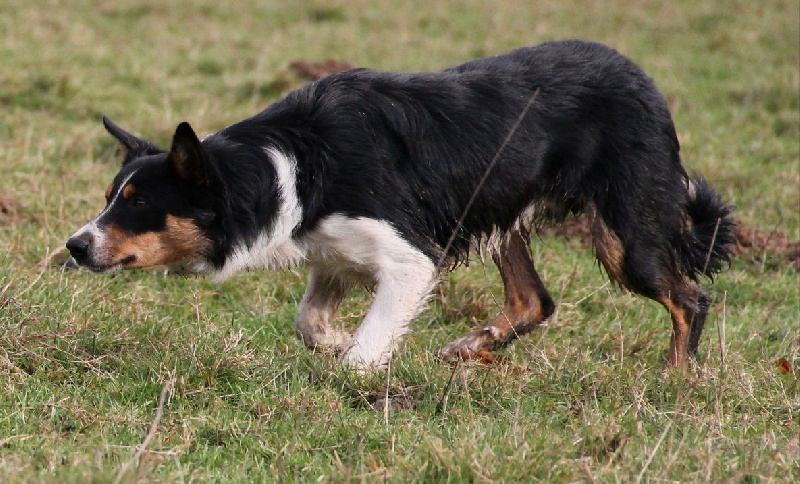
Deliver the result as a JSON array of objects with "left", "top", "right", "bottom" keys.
[
  {"left": 0, "top": 194, "right": 20, "bottom": 225},
  {"left": 542, "top": 217, "right": 799, "bottom": 270},
  {"left": 289, "top": 60, "right": 355, "bottom": 81},
  {"left": 731, "top": 225, "right": 800, "bottom": 270}
]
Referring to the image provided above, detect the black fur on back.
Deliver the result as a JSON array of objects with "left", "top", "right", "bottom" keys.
[{"left": 198, "top": 40, "right": 734, "bottom": 278}]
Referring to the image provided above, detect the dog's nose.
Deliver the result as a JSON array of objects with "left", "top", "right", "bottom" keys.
[{"left": 66, "top": 233, "right": 92, "bottom": 259}]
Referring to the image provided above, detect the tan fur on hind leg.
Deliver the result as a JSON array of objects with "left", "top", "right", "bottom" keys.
[
  {"left": 659, "top": 281, "right": 707, "bottom": 368},
  {"left": 438, "top": 231, "right": 554, "bottom": 361}
]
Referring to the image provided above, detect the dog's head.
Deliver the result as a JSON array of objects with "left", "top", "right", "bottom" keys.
[{"left": 66, "top": 118, "right": 216, "bottom": 273}]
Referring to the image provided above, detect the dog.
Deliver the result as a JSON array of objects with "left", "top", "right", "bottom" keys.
[{"left": 66, "top": 40, "right": 735, "bottom": 370}]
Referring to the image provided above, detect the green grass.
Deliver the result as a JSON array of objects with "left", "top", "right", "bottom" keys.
[{"left": 1, "top": 0, "right": 798, "bottom": 481}]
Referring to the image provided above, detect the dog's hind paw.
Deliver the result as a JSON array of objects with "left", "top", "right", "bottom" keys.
[{"left": 437, "top": 329, "right": 501, "bottom": 363}]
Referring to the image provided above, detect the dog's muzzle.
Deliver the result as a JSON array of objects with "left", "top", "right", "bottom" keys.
[{"left": 66, "top": 232, "right": 93, "bottom": 265}]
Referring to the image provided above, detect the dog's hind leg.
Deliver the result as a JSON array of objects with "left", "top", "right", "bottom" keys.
[
  {"left": 295, "top": 268, "right": 353, "bottom": 351},
  {"left": 438, "top": 231, "right": 555, "bottom": 361},
  {"left": 587, "top": 205, "right": 710, "bottom": 368},
  {"left": 658, "top": 281, "right": 710, "bottom": 368}
]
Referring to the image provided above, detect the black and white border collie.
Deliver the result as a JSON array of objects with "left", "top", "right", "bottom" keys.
[{"left": 67, "top": 40, "right": 735, "bottom": 370}]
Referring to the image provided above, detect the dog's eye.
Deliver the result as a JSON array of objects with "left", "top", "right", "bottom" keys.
[{"left": 132, "top": 197, "right": 147, "bottom": 209}]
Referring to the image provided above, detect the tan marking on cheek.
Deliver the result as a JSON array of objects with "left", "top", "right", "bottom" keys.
[
  {"left": 158, "top": 214, "right": 213, "bottom": 263},
  {"left": 117, "top": 232, "right": 163, "bottom": 268},
  {"left": 106, "top": 216, "right": 212, "bottom": 269},
  {"left": 104, "top": 224, "right": 129, "bottom": 253},
  {"left": 105, "top": 185, "right": 113, "bottom": 201},
  {"left": 116, "top": 215, "right": 211, "bottom": 268},
  {"left": 122, "top": 184, "right": 136, "bottom": 199},
  {"left": 99, "top": 223, "right": 146, "bottom": 268}
]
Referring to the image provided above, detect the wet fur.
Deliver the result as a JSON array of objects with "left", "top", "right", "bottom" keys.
[{"left": 67, "top": 40, "right": 735, "bottom": 369}]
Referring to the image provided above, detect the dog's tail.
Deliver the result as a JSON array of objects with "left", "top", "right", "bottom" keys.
[{"left": 679, "top": 176, "right": 736, "bottom": 282}]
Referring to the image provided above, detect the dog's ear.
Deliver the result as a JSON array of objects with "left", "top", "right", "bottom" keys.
[
  {"left": 168, "top": 122, "right": 214, "bottom": 187},
  {"left": 103, "top": 116, "right": 163, "bottom": 164}
]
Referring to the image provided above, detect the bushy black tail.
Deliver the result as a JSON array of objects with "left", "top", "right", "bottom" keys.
[{"left": 680, "top": 176, "right": 736, "bottom": 282}]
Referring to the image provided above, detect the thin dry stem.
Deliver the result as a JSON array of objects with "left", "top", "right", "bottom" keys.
[{"left": 114, "top": 373, "right": 176, "bottom": 484}]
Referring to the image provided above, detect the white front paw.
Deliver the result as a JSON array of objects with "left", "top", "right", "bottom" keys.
[{"left": 340, "top": 343, "right": 390, "bottom": 372}]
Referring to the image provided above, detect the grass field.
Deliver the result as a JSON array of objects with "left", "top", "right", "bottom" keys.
[{"left": 1, "top": 0, "right": 798, "bottom": 481}]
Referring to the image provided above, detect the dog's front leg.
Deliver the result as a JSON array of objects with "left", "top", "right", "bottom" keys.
[
  {"left": 295, "top": 267, "right": 353, "bottom": 351},
  {"left": 340, "top": 260, "right": 436, "bottom": 370}
]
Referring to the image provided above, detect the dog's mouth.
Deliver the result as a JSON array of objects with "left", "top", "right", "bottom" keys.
[{"left": 71, "top": 254, "right": 137, "bottom": 273}]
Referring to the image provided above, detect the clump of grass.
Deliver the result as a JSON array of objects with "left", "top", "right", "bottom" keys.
[{"left": 0, "top": 0, "right": 797, "bottom": 481}]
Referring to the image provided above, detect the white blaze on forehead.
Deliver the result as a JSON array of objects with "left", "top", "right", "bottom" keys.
[
  {"left": 70, "top": 168, "right": 140, "bottom": 241},
  {"left": 100, "top": 168, "right": 140, "bottom": 218}
]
